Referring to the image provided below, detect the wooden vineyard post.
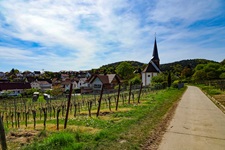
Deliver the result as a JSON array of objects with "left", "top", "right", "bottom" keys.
[
  {"left": 11, "top": 113, "right": 13, "bottom": 128},
  {"left": 74, "top": 103, "right": 77, "bottom": 117},
  {"left": 128, "top": 83, "right": 132, "bottom": 104},
  {"left": 42, "top": 108, "right": 47, "bottom": 130},
  {"left": 56, "top": 108, "right": 61, "bottom": 130},
  {"left": 64, "top": 83, "right": 73, "bottom": 129},
  {"left": 116, "top": 84, "right": 121, "bottom": 111},
  {"left": 0, "top": 117, "right": 7, "bottom": 150},
  {"left": 138, "top": 82, "right": 143, "bottom": 103},
  {"left": 17, "top": 112, "right": 20, "bottom": 128},
  {"left": 108, "top": 97, "right": 111, "bottom": 111},
  {"left": 87, "top": 101, "right": 93, "bottom": 117},
  {"left": 25, "top": 112, "right": 28, "bottom": 128},
  {"left": 97, "top": 84, "right": 104, "bottom": 117},
  {"left": 32, "top": 110, "right": 36, "bottom": 129}
]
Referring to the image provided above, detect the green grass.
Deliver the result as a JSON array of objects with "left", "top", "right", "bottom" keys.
[
  {"left": 197, "top": 84, "right": 222, "bottom": 95},
  {"left": 22, "top": 87, "right": 186, "bottom": 150}
]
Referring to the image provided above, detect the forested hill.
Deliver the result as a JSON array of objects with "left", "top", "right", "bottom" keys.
[
  {"left": 96, "top": 59, "right": 218, "bottom": 73},
  {"left": 160, "top": 59, "right": 217, "bottom": 71}
]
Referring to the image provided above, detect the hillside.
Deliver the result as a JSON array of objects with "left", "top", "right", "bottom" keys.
[
  {"left": 97, "top": 59, "right": 217, "bottom": 73},
  {"left": 160, "top": 59, "right": 218, "bottom": 71}
]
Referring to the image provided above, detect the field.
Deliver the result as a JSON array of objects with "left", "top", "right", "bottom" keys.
[{"left": 0, "top": 86, "right": 186, "bottom": 150}]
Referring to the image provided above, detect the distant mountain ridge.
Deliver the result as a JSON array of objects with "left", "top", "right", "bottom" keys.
[{"left": 98, "top": 59, "right": 218, "bottom": 72}]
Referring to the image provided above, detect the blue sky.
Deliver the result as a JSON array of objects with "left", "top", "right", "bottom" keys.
[{"left": 0, "top": 0, "right": 225, "bottom": 72}]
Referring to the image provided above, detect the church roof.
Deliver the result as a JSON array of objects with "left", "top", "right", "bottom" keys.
[{"left": 142, "top": 61, "right": 161, "bottom": 73}]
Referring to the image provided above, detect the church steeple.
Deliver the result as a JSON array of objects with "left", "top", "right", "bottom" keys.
[
  {"left": 151, "top": 37, "right": 160, "bottom": 67},
  {"left": 152, "top": 37, "right": 159, "bottom": 61}
]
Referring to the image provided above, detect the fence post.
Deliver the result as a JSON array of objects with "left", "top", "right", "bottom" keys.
[
  {"left": 116, "top": 84, "right": 121, "bottom": 111},
  {"left": 97, "top": 84, "right": 104, "bottom": 117},
  {"left": 128, "top": 83, "right": 132, "bottom": 104},
  {"left": 138, "top": 82, "right": 143, "bottom": 103},
  {"left": 0, "top": 117, "right": 7, "bottom": 150},
  {"left": 64, "top": 83, "right": 73, "bottom": 129}
]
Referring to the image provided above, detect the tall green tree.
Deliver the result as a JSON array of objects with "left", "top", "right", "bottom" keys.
[{"left": 115, "top": 62, "right": 134, "bottom": 80}]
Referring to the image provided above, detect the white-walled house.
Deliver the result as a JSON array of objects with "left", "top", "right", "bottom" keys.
[
  {"left": 142, "top": 38, "right": 161, "bottom": 86},
  {"left": 88, "top": 74, "right": 121, "bottom": 92},
  {"left": 30, "top": 81, "right": 41, "bottom": 89},
  {"left": 30, "top": 80, "right": 52, "bottom": 91},
  {"left": 77, "top": 78, "right": 89, "bottom": 88},
  {"left": 61, "top": 80, "right": 78, "bottom": 92}
]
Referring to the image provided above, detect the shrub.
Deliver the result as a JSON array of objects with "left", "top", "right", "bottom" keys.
[{"left": 172, "top": 80, "right": 180, "bottom": 88}]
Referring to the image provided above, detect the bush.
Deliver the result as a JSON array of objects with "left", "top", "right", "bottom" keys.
[{"left": 172, "top": 80, "right": 180, "bottom": 88}]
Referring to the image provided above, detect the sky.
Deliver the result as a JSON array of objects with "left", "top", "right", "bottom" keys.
[{"left": 0, "top": 0, "right": 225, "bottom": 72}]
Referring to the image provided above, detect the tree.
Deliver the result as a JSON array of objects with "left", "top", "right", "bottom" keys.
[
  {"left": 220, "top": 59, "right": 225, "bottom": 66},
  {"left": 192, "top": 70, "right": 207, "bottom": 81},
  {"left": 51, "top": 85, "right": 63, "bottom": 96},
  {"left": 115, "top": 62, "right": 134, "bottom": 80},
  {"left": 220, "top": 73, "right": 225, "bottom": 79},
  {"left": 129, "top": 75, "right": 141, "bottom": 85},
  {"left": 151, "top": 73, "right": 165, "bottom": 83},
  {"left": 181, "top": 67, "right": 193, "bottom": 78},
  {"left": 168, "top": 72, "right": 171, "bottom": 87},
  {"left": 195, "top": 64, "right": 205, "bottom": 71}
]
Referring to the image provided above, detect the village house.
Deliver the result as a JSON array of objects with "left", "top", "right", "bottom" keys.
[
  {"left": 142, "top": 38, "right": 161, "bottom": 86},
  {"left": 61, "top": 74, "right": 69, "bottom": 81},
  {"left": 30, "top": 79, "right": 52, "bottom": 91},
  {"left": 61, "top": 79, "right": 78, "bottom": 92},
  {"left": 0, "top": 82, "right": 31, "bottom": 96},
  {"left": 85, "top": 74, "right": 121, "bottom": 93}
]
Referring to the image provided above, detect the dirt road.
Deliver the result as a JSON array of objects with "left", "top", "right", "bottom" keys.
[{"left": 158, "top": 86, "right": 225, "bottom": 150}]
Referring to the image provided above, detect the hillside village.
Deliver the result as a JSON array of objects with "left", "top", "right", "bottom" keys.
[{"left": 0, "top": 70, "right": 123, "bottom": 97}]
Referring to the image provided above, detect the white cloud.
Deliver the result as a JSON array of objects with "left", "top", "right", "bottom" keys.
[{"left": 0, "top": 0, "right": 224, "bottom": 72}]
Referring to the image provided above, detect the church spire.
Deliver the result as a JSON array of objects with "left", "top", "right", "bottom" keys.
[{"left": 152, "top": 37, "right": 159, "bottom": 61}]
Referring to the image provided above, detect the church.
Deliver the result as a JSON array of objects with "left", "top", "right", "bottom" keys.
[{"left": 142, "top": 38, "right": 161, "bottom": 86}]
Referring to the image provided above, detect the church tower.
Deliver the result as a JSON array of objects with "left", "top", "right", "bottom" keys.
[{"left": 142, "top": 37, "right": 161, "bottom": 86}]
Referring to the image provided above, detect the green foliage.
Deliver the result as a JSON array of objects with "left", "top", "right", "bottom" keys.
[
  {"left": 151, "top": 73, "right": 165, "bottom": 83},
  {"left": 115, "top": 62, "right": 134, "bottom": 80},
  {"left": 195, "top": 64, "right": 205, "bottom": 71},
  {"left": 199, "top": 85, "right": 222, "bottom": 96},
  {"left": 181, "top": 67, "right": 193, "bottom": 78},
  {"left": 220, "top": 73, "right": 225, "bottom": 79},
  {"left": 98, "top": 61, "right": 144, "bottom": 74},
  {"left": 172, "top": 80, "right": 180, "bottom": 88},
  {"left": 168, "top": 72, "right": 172, "bottom": 87},
  {"left": 221, "top": 59, "right": 225, "bottom": 66},
  {"left": 23, "top": 88, "right": 39, "bottom": 97},
  {"left": 151, "top": 73, "right": 170, "bottom": 88},
  {"left": 24, "top": 131, "right": 83, "bottom": 150},
  {"left": 192, "top": 62, "right": 225, "bottom": 81},
  {"left": 129, "top": 76, "right": 141, "bottom": 85}
]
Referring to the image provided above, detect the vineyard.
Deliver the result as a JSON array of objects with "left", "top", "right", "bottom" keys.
[
  {"left": 0, "top": 83, "right": 187, "bottom": 150},
  {"left": 0, "top": 83, "right": 158, "bottom": 132}
]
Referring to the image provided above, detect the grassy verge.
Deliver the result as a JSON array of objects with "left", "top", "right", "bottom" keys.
[
  {"left": 196, "top": 84, "right": 225, "bottom": 109},
  {"left": 197, "top": 84, "right": 222, "bottom": 96},
  {"left": 21, "top": 87, "right": 186, "bottom": 150}
]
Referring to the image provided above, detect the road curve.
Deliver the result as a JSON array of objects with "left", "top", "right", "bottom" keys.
[{"left": 158, "top": 86, "right": 225, "bottom": 150}]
